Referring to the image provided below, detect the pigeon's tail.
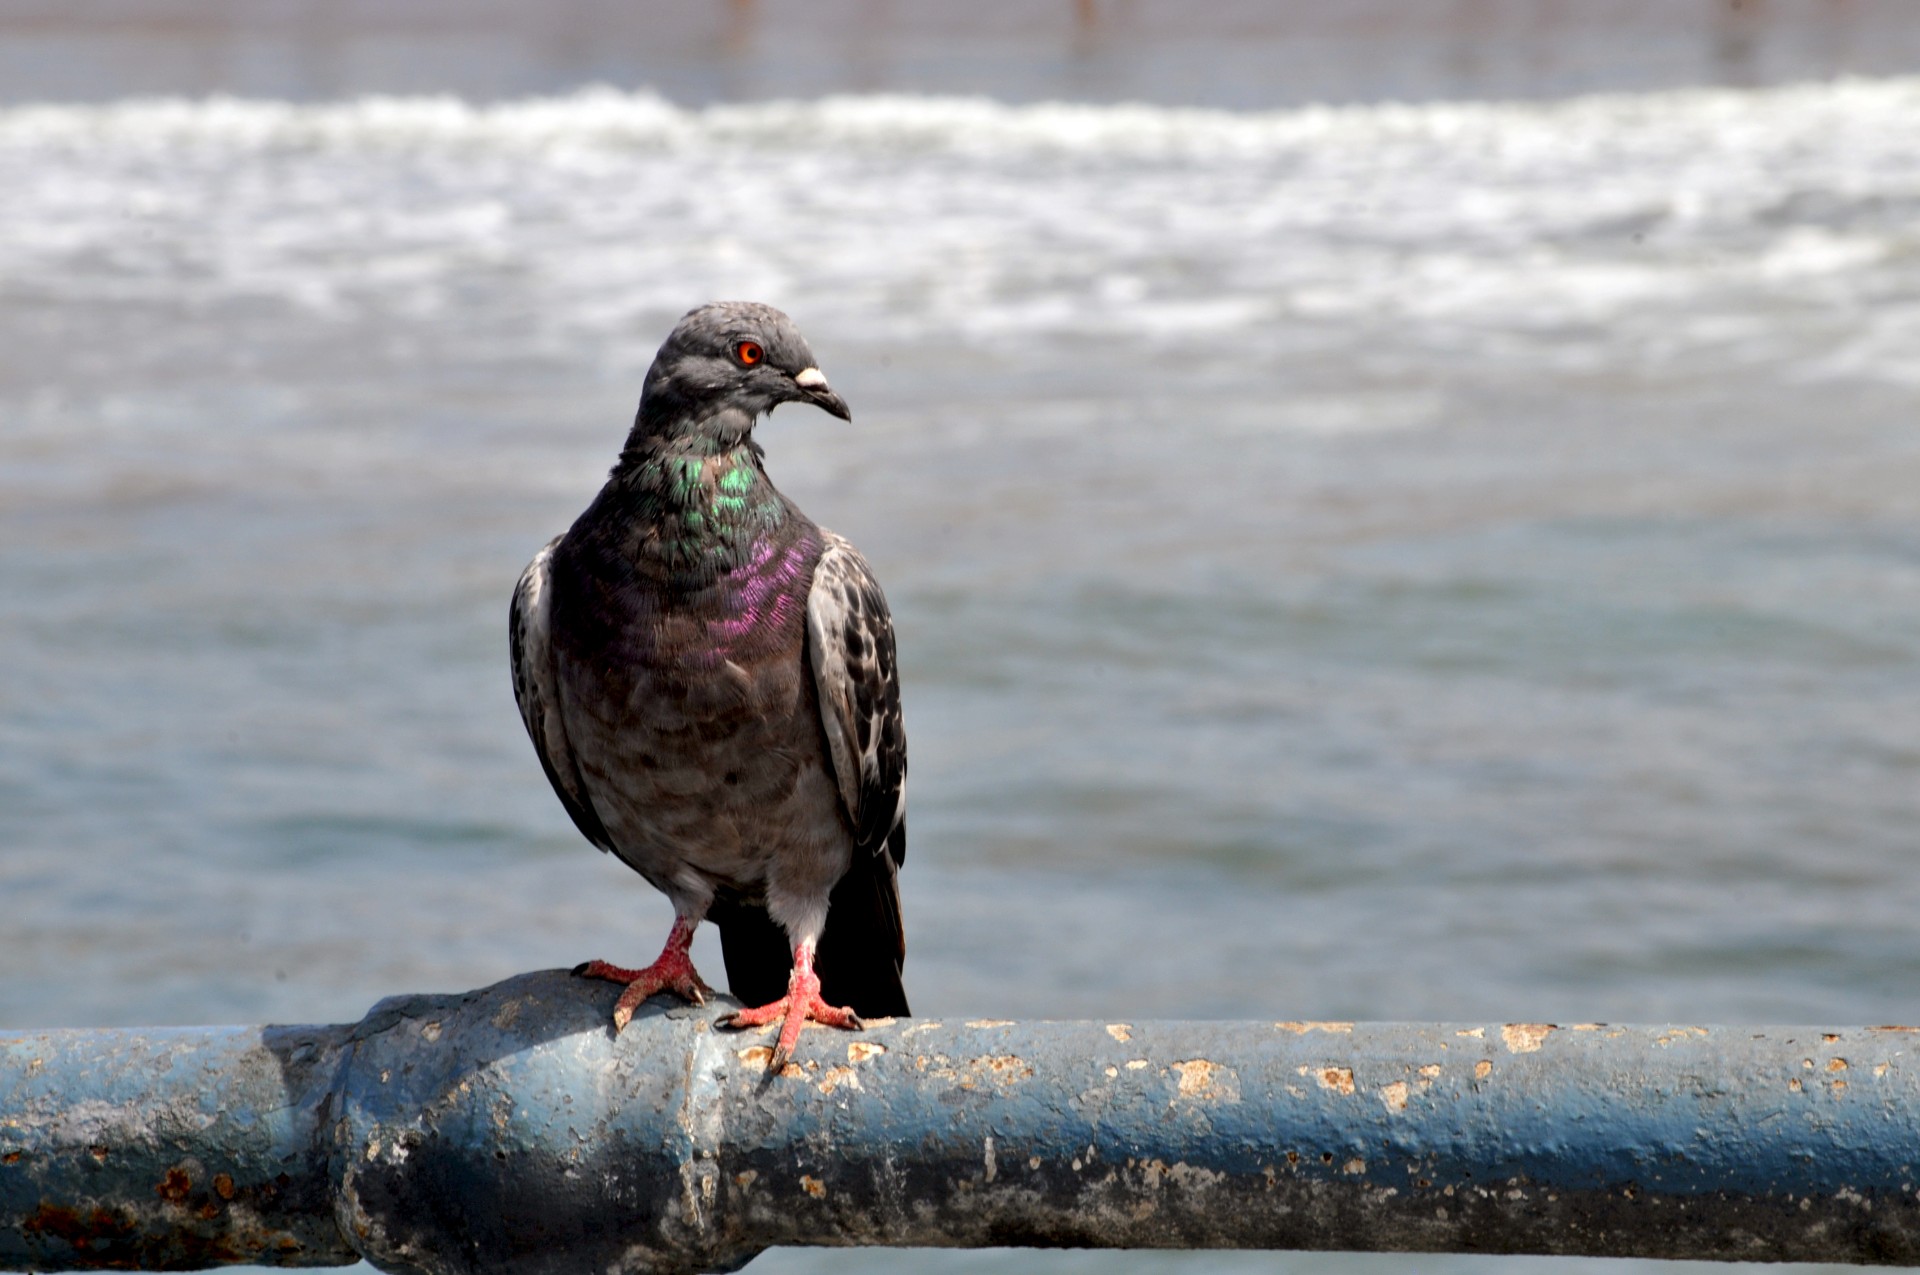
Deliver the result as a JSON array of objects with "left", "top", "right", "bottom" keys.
[
  {"left": 817, "top": 822, "right": 910, "bottom": 1018},
  {"left": 706, "top": 898, "right": 788, "bottom": 1011},
  {"left": 712, "top": 824, "right": 909, "bottom": 1019}
]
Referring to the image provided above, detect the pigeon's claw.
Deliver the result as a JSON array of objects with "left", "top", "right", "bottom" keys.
[
  {"left": 718, "top": 944, "right": 862, "bottom": 1071},
  {"left": 576, "top": 957, "right": 715, "bottom": 1030},
  {"left": 575, "top": 916, "right": 712, "bottom": 1032}
]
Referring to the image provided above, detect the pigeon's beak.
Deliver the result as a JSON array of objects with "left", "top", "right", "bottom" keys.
[{"left": 793, "top": 366, "right": 852, "bottom": 422}]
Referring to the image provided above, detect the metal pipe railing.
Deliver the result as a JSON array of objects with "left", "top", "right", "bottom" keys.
[{"left": 4, "top": 970, "right": 1918, "bottom": 1272}]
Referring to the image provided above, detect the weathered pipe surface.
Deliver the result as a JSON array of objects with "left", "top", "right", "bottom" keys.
[
  {"left": 6, "top": 972, "right": 1920, "bottom": 1273},
  {"left": 0, "top": 1020, "right": 354, "bottom": 1269}
]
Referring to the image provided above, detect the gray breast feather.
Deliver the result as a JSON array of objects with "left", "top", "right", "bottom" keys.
[
  {"left": 805, "top": 532, "right": 907, "bottom": 863},
  {"left": 509, "top": 536, "right": 616, "bottom": 854}
]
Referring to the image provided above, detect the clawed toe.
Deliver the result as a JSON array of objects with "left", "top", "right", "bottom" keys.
[
  {"left": 577, "top": 917, "right": 712, "bottom": 1031},
  {"left": 716, "top": 945, "right": 863, "bottom": 1071}
]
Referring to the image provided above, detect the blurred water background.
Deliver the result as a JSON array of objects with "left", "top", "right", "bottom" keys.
[{"left": 4, "top": 3, "right": 1920, "bottom": 1272}]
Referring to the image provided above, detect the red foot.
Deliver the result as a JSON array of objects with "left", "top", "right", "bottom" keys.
[
  {"left": 573, "top": 915, "right": 713, "bottom": 1032},
  {"left": 718, "top": 945, "right": 862, "bottom": 1072}
]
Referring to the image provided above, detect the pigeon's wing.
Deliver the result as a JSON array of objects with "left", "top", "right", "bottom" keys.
[
  {"left": 509, "top": 536, "right": 616, "bottom": 854},
  {"left": 805, "top": 532, "right": 908, "bottom": 863},
  {"left": 803, "top": 531, "right": 909, "bottom": 1016}
]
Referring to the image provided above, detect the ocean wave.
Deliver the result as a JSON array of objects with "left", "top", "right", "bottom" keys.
[
  {"left": 3, "top": 77, "right": 1919, "bottom": 158},
  {"left": 2, "top": 82, "right": 1916, "bottom": 375}
]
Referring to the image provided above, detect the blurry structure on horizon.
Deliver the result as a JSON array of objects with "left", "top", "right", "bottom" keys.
[{"left": 1, "top": 0, "right": 1916, "bottom": 110}]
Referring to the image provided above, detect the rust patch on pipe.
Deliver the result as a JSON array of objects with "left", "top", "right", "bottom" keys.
[
  {"left": 1828, "top": 1058, "right": 1849, "bottom": 1072},
  {"left": 1276, "top": 1021, "right": 1353, "bottom": 1034},
  {"left": 1474, "top": 1060, "right": 1493, "bottom": 1080},
  {"left": 23, "top": 1203, "right": 138, "bottom": 1254},
  {"left": 847, "top": 1041, "right": 886, "bottom": 1063},
  {"left": 1170, "top": 1060, "right": 1239, "bottom": 1103},
  {"left": 970, "top": 1055, "right": 1032, "bottom": 1083},
  {"left": 1501, "top": 1024, "right": 1555, "bottom": 1054},
  {"left": 799, "top": 1175, "right": 826, "bottom": 1199},
  {"left": 1301, "top": 1065, "right": 1354, "bottom": 1096},
  {"left": 816, "top": 1066, "right": 861, "bottom": 1095},
  {"left": 21, "top": 1190, "right": 309, "bottom": 1267},
  {"left": 1106, "top": 1024, "right": 1133, "bottom": 1042},
  {"left": 156, "top": 1166, "right": 193, "bottom": 1203},
  {"left": 922, "top": 1053, "right": 1035, "bottom": 1088},
  {"left": 1379, "top": 1081, "right": 1410, "bottom": 1112},
  {"left": 735, "top": 1044, "right": 807, "bottom": 1079}
]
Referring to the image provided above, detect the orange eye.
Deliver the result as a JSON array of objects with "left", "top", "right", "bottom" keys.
[{"left": 734, "top": 340, "right": 764, "bottom": 367}]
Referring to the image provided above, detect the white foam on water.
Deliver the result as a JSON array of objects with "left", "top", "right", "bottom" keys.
[{"left": 2, "top": 79, "right": 1918, "bottom": 385}]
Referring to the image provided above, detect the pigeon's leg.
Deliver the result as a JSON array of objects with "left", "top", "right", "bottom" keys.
[
  {"left": 573, "top": 913, "right": 715, "bottom": 1031},
  {"left": 717, "top": 939, "right": 862, "bottom": 1072}
]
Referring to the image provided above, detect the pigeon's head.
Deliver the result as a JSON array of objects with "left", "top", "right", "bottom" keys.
[{"left": 634, "top": 301, "right": 851, "bottom": 446}]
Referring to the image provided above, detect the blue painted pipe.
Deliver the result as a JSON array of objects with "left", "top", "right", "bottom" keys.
[{"left": 5, "top": 970, "right": 1919, "bottom": 1272}]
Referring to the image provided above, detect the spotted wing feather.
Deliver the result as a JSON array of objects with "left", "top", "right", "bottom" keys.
[
  {"left": 805, "top": 532, "right": 907, "bottom": 864},
  {"left": 509, "top": 536, "right": 615, "bottom": 854}
]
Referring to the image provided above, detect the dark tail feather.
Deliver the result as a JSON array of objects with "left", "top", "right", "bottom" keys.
[
  {"left": 710, "top": 897, "right": 792, "bottom": 1011},
  {"left": 816, "top": 824, "right": 909, "bottom": 1017},
  {"left": 712, "top": 822, "right": 910, "bottom": 1019}
]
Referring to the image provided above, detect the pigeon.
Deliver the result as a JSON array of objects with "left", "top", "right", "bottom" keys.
[{"left": 509, "top": 301, "right": 907, "bottom": 1071}]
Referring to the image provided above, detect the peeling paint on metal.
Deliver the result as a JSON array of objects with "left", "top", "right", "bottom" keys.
[
  {"left": 1169, "top": 1060, "right": 1239, "bottom": 1104},
  {"left": 1302, "top": 1066, "right": 1355, "bottom": 1096},
  {"left": 1, "top": 1022, "right": 356, "bottom": 1271},
  {"left": 10, "top": 974, "right": 1920, "bottom": 1272},
  {"left": 1502, "top": 1024, "right": 1555, "bottom": 1054},
  {"left": 815, "top": 1066, "right": 860, "bottom": 1096}
]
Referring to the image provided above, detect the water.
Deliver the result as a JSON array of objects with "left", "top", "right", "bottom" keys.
[{"left": 5, "top": 15, "right": 1920, "bottom": 1275}]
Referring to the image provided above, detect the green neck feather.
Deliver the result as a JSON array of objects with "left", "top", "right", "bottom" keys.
[{"left": 619, "top": 442, "right": 787, "bottom": 572}]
